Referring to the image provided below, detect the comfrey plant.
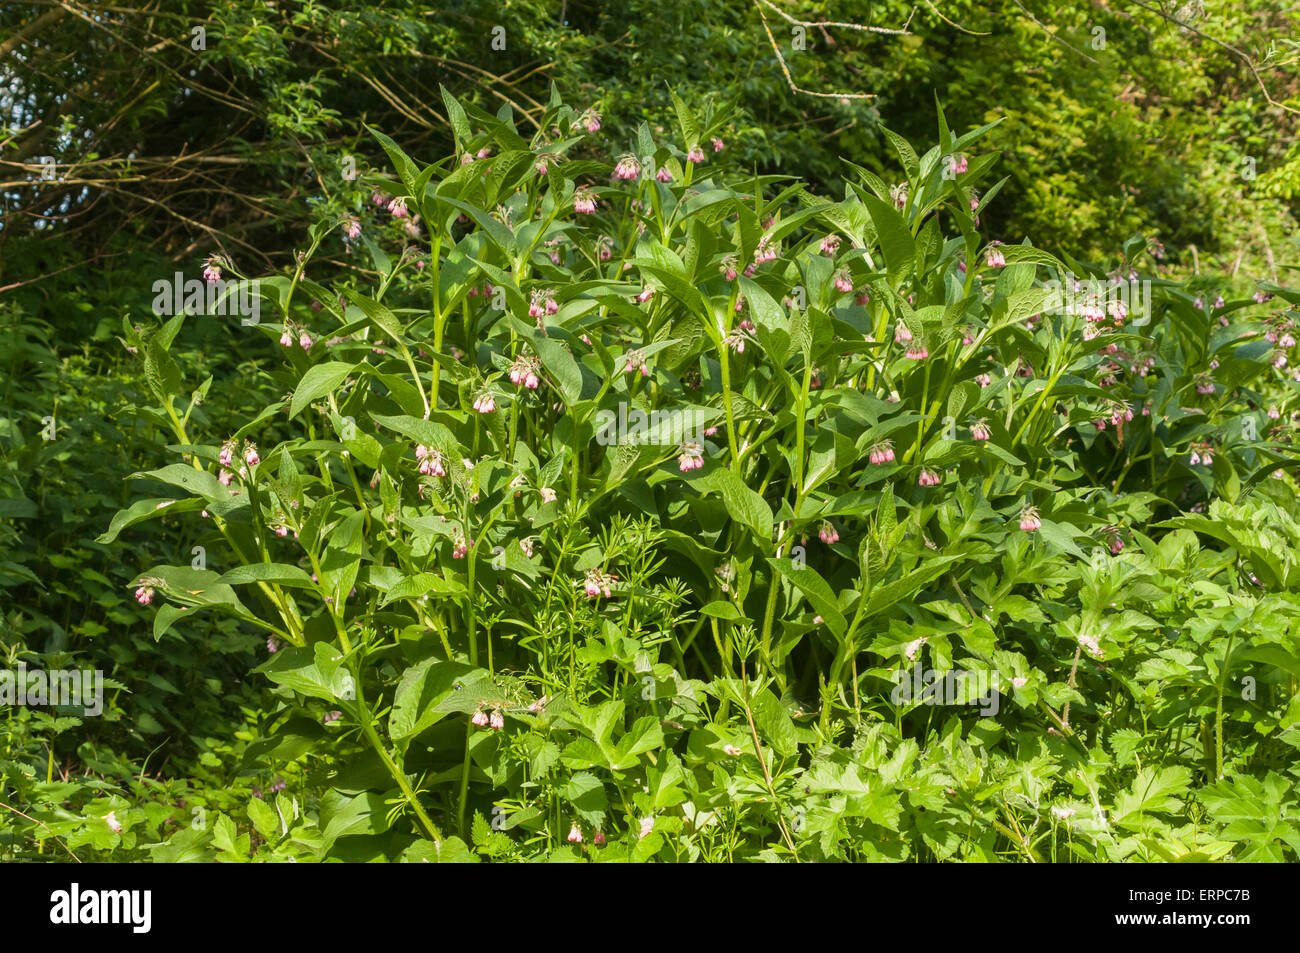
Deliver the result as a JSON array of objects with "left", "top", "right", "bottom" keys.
[{"left": 105, "top": 87, "right": 1300, "bottom": 862}]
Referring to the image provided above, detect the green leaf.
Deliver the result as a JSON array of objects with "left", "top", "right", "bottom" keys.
[
  {"left": 290, "top": 362, "right": 359, "bottom": 418},
  {"left": 767, "top": 558, "right": 847, "bottom": 636}
]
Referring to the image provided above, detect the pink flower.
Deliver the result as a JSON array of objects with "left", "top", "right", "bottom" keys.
[
  {"left": 568, "top": 823, "right": 583, "bottom": 843},
  {"left": 613, "top": 155, "right": 641, "bottom": 180},
  {"left": 244, "top": 444, "right": 260, "bottom": 466},
  {"left": 905, "top": 342, "right": 929, "bottom": 360},
  {"left": 344, "top": 218, "right": 361, "bottom": 240},
  {"left": 416, "top": 445, "right": 446, "bottom": 477},
  {"left": 135, "top": 585, "right": 154, "bottom": 606},
  {"left": 723, "top": 744, "right": 743, "bottom": 756},
  {"left": 574, "top": 188, "right": 597, "bottom": 214},
  {"left": 581, "top": 109, "right": 601, "bottom": 133},
  {"left": 520, "top": 537, "right": 535, "bottom": 558},
  {"left": 218, "top": 468, "right": 234, "bottom": 487},
  {"left": 1019, "top": 507, "right": 1041, "bottom": 532},
  {"left": 636, "top": 286, "right": 655, "bottom": 304},
  {"left": 677, "top": 441, "right": 704, "bottom": 471},
  {"left": 833, "top": 269, "right": 854, "bottom": 294},
  {"left": 971, "top": 421, "right": 991, "bottom": 441},
  {"left": 593, "top": 829, "right": 607, "bottom": 845},
  {"left": 868, "top": 440, "right": 895, "bottom": 465},
  {"left": 985, "top": 245, "right": 1006, "bottom": 268},
  {"left": 687, "top": 146, "right": 705, "bottom": 164},
  {"left": 918, "top": 468, "right": 941, "bottom": 487},
  {"left": 894, "top": 324, "right": 912, "bottom": 344},
  {"left": 540, "top": 487, "right": 557, "bottom": 503},
  {"left": 218, "top": 440, "right": 236, "bottom": 468},
  {"left": 489, "top": 710, "right": 505, "bottom": 731},
  {"left": 279, "top": 328, "right": 294, "bottom": 347},
  {"left": 818, "top": 521, "right": 839, "bottom": 545},
  {"left": 299, "top": 331, "right": 314, "bottom": 350},
  {"left": 105, "top": 812, "right": 123, "bottom": 834},
  {"left": 473, "top": 392, "right": 496, "bottom": 414},
  {"left": 655, "top": 166, "right": 673, "bottom": 183},
  {"left": 471, "top": 708, "right": 490, "bottom": 727},
  {"left": 202, "top": 257, "right": 222, "bottom": 282},
  {"left": 711, "top": 138, "right": 725, "bottom": 153},
  {"left": 975, "top": 373, "right": 992, "bottom": 387},
  {"left": 948, "top": 154, "right": 968, "bottom": 176},
  {"left": 639, "top": 816, "right": 655, "bottom": 838},
  {"left": 820, "top": 235, "right": 841, "bottom": 256}
]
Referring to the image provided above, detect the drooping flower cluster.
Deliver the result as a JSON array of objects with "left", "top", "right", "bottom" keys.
[
  {"left": 471, "top": 702, "right": 506, "bottom": 731},
  {"left": 509, "top": 351, "right": 542, "bottom": 389},
  {"left": 1018, "top": 506, "right": 1041, "bottom": 532},
  {"left": 528, "top": 288, "right": 558, "bottom": 318},
  {"left": 582, "top": 567, "right": 618, "bottom": 599},
  {"left": 868, "top": 440, "right": 895, "bottom": 465},
  {"left": 677, "top": 440, "right": 705, "bottom": 471},
  {"left": 416, "top": 444, "right": 446, "bottom": 477}
]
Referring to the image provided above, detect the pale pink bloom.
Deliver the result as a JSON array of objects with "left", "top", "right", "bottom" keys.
[
  {"left": 135, "top": 586, "right": 154, "bottom": 606},
  {"left": 723, "top": 744, "right": 743, "bottom": 756},
  {"left": 593, "top": 829, "right": 606, "bottom": 845},
  {"left": 1011, "top": 677, "right": 1027, "bottom": 689},
  {"left": 971, "top": 421, "right": 991, "bottom": 441},
  {"left": 489, "top": 710, "right": 505, "bottom": 731},
  {"left": 202, "top": 259, "right": 222, "bottom": 282},
  {"left": 904, "top": 637, "right": 927, "bottom": 662},
  {"left": 568, "top": 823, "right": 583, "bottom": 843},
  {"left": 1019, "top": 507, "right": 1041, "bottom": 532},
  {"left": 218, "top": 440, "right": 235, "bottom": 468},
  {"left": 299, "top": 331, "right": 314, "bottom": 350},
  {"left": 820, "top": 235, "right": 841, "bottom": 256},
  {"left": 655, "top": 166, "right": 673, "bottom": 183},
  {"left": 985, "top": 245, "right": 1006, "bottom": 268},
  {"left": 687, "top": 146, "right": 705, "bottom": 164},
  {"left": 818, "top": 521, "right": 839, "bottom": 545},
  {"left": 678, "top": 441, "right": 704, "bottom": 471},
  {"left": 520, "top": 538, "right": 535, "bottom": 558},
  {"left": 540, "top": 487, "right": 557, "bottom": 503},
  {"left": 344, "top": 218, "right": 361, "bottom": 240},
  {"left": 833, "top": 269, "right": 854, "bottom": 294},
  {"left": 472, "top": 392, "right": 496, "bottom": 414},
  {"left": 948, "top": 154, "right": 968, "bottom": 176},
  {"left": 905, "top": 342, "right": 929, "bottom": 360},
  {"left": 918, "top": 469, "right": 941, "bottom": 487},
  {"left": 279, "top": 328, "right": 294, "bottom": 347},
  {"left": 105, "top": 812, "right": 123, "bottom": 834},
  {"left": 218, "top": 468, "right": 234, "bottom": 487},
  {"left": 639, "top": 816, "right": 655, "bottom": 838},
  {"left": 975, "top": 373, "right": 992, "bottom": 387},
  {"left": 574, "top": 188, "right": 597, "bottom": 214},
  {"left": 244, "top": 444, "right": 260, "bottom": 466},
  {"left": 613, "top": 155, "right": 641, "bottom": 180},
  {"left": 711, "top": 138, "right": 725, "bottom": 152},
  {"left": 471, "top": 708, "right": 490, "bottom": 727},
  {"left": 894, "top": 324, "right": 912, "bottom": 344}
]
